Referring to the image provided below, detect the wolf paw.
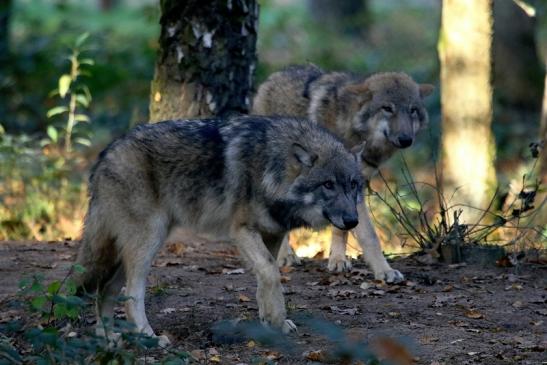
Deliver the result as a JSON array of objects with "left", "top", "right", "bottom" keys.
[
  {"left": 374, "top": 268, "right": 405, "bottom": 283},
  {"left": 282, "top": 319, "right": 298, "bottom": 334},
  {"left": 277, "top": 251, "right": 301, "bottom": 268},
  {"left": 327, "top": 256, "right": 352, "bottom": 272},
  {"left": 156, "top": 334, "right": 171, "bottom": 347}
]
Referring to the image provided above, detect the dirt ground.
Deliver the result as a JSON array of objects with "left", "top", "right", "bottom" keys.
[{"left": 0, "top": 239, "right": 545, "bottom": 365}]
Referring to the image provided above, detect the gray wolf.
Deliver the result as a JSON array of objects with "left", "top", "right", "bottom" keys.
[
  {"left": 74, "top": 115, "right": 364, "bottom": 344},
  {"left": 253, "top": 64, "right": 434, "bottom": 282}
]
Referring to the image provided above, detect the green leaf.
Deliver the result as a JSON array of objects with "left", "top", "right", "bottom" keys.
[
  {"left": 53, "top": 303, "right": 67, "bottom": 319},
  {"left": 72, "top": 264, "right": 86, "bottom": 273},
  {"left": 47, "top": 126, "right": 58, "bottom": 143},
  {"left": 47, "top": 106, "right": 68, "bottom": 118},
  {"left": 47, "top": 281, "right": 62, "bottom": 295},
  {"left": 31, "top": 296, "right": 48, "bottom": 311},
  {"left": 75, "top": 32, "right": 90, "bottom": 48},
  {"left": 65, "top": 280, "right": 77, "bottom": 295},
  {"left": 75, "top": 94, "right": 89, "bottom": 107},
  {"left": 66, "top": 306, "right": 79, "bottom": 319},
  {"left": 79, "top": 58, "right": 95, "bottom": 66},
  {"left": 74, "top": 114, "right": 90, "bottom": 123},
  {"left": 75, "top": 137, "right": 91, "bottom": 147},
  {"left": 58, "top": 74, "right": 72, "bottom": 97}
]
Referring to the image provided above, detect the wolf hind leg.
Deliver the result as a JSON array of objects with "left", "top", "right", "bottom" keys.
[
  {"left": 276, "top": 234, "right": 302, "bottom": 267},
  {"left": 95, "top": 265, "right": 124, "bottom": 342},
  {"left": 353, "top": 203, "right": 404, "bottom": 283},
  {"left": 234, "top": 227, "right": 296, "bottom": 333},
  {"left": 119, "top": 215, "right": 171, "bottom": 346}
]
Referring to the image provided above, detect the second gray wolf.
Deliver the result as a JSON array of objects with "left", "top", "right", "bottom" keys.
[
  {"left": 74, "top": 115, "right": 364, "bottom": 344},
  {"left": 253, "top": 64, "right": 434, "bottom": 282}
]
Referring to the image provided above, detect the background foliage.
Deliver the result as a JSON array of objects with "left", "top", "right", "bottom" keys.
[{"left": 0, "top": 0, "right": 545, "bottom": 248}]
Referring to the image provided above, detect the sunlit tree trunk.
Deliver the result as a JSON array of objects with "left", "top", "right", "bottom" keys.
[
  {"left": 540, "top": 70, "right": 547, "bottom": 182},
  {"left": 438, "top": 0, "right": 496, "bottom": 221},
  {"left": 149, "top": 0, "right": 258, "bottom": 122}
]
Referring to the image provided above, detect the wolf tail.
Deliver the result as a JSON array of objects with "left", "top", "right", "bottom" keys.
[{"left": 74, "top": 201, "right": 119, "bottom": 295}]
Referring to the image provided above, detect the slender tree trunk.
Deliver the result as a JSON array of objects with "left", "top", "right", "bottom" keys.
[
  {"left": 540, "top": 69, "right": 547, "bottom": 182},
  {"left": 149, "top": 0, "right": 258, "bottom": 122},
  {"left": 493, "top": 0, "right": 544, "bottom": 112},
  {"left": 439, "top": 0, "right": 496, "bottom": 222},
  {"left": 0, "top": 0, "right": 11, "bottom": 67}
]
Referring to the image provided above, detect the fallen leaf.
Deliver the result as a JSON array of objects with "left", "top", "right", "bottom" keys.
[
  {"left": 442, "top": 285, "right": 453, "bottom": 292},
  {"left": 167, "top": 242, "right": 185, "bottom": 255},
  {"left": 264, "top": 351, "right": 281, "bottom": 361},
  {"left": 223, "top": 268, "right": 245, "bottom": 275},
  {"left": 360, "top": 281, "right": 371, "bottom": 290},
  {"left": 303, "top": 349, "right": 329, "bottom": 362},
  {"left": 190, "top": 349, "right": 205, "bottom": 361},
  {"left": 280, "top": 275, "right": 291, "bottom": 283},
  {"left": 329, "top": 305, "right": 360, "bottom": 315},
  {"left": 371, "top": 289, "right": 386, "bottom": 296},
  {"left": 239, "top": 294, "right": 251, "bottom": 302},
  {"left": 160, "top": 307, "right": 176, "bottom": 314},
  {"left": 280, "top": 266, "right": 293, "bottom": 273},
  {"left": 370, "top": 337, "right": 415, "bottom": 365},
  {"left": 512, "top": 300, "right": 525, "bottom": 309},
  {"left": 464, "top": 309, "right": 483, "bottom": 319}
]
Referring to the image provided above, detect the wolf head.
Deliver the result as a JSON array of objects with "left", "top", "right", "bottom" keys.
[
  {"left": 282, "top": 141, "right": 365, "bottom": 231},
  {"left": 344, "top": 72, "right": 434, "bottom": 150}
]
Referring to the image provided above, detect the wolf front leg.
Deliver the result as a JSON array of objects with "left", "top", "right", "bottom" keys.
[
  {"left": 234, "top": 227, "right": 297, "bottom": 333},
  {"left": 327, "top": 229, "right": 352, "bottom": 272},
  {"left": 276, "top": 234, "right": 302, "bottom": 267},
  {"left": 352, "top": 203, "right": 405, "bottom": 283}
]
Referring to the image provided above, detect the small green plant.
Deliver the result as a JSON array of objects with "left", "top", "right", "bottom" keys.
[
  {"left": 2, "top": 266, "right": 192, "bottom": 364},
  {"left": 45, "top": 32, "right": 94, "bottom": 154},
  {"left": 372, "top": 146, "right": 546, "bottom": 260}
]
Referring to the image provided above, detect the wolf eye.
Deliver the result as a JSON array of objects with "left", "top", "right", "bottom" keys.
[
  {"left": 351, "top": 180, "right": 358, "bottom": 189},
  {"left": 381, "top": 105, "right": 394, "bottom": 114},
  {"left": 323, "top": 181, "right": 334, "bottom": 190}
]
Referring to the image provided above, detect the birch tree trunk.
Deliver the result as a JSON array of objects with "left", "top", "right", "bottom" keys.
[
  {"left": 438, "top": 0, "right": 496, "bottom": 221},
  {"left": 149, "top": 0, "right": 258, "bottom": 122}
]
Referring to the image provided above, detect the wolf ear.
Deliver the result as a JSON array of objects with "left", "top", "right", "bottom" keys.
[
  {"left": 344, "top": 83, "right": 373, "bottom": 106},
  {"left": 419, "top": 84, "right": 435, "bottom": 98},
  {"left": 292, "top": 143, "right": 317, "bottom": 168},
  {"left": 351, "top": 142, "right": 366, "bottom": 164}
]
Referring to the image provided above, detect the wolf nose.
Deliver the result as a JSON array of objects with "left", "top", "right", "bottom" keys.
[
  {"left": 342, "top": 215, "right": 359, "bottom": 230},
  {"left": 398, "top": 134, "right": 413, "bottom": 148}
]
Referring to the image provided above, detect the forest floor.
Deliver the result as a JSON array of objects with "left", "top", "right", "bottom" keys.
[{"left": 0, "top": 239, "right": 545, "bottom": 365}]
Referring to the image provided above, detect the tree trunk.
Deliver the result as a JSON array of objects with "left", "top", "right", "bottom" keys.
[
  {"left": 149, "top": 0, "right": 258, "bottom": 122},
  {"left": 439, "top": 0, "right": 496, "bottom": 222},
  {"left": 493, "top": 0, "right": 544, "bottom": 112},
  {"left": 540, "top": 69, "right": 547, "bottom": 182},
  {"left": 0, "top": 0, "right": 11, "bottom": 67}
]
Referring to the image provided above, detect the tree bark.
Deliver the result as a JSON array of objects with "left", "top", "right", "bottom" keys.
[
  {"left": 149, "top": 0, "right": 258, "bottom": 122},
  {"left": 540, "top": 69, "right": 547, "bottom": 182},
  {"left": 0, "top": 0, "right": 11, "bottom": 67},
  {"left": 439, "top": 0, "right": 496, "bottom": 222},
  {"left": 493, "top": 0, "right": 544, "bottom": 112}
]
